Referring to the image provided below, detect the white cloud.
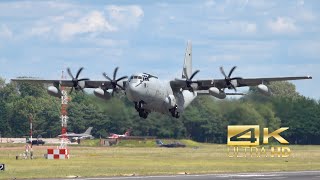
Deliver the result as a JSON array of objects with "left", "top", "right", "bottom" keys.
[
  {"left": 60, "top": 11, "right": 116, "bottom": 40},
  {"left": 106, "top": 5, "right": 144, "bottom": 29},
  {"left": 0, "top": 24, "right": 13, "bottom": 39},
  {"left": 208, "top": 21, "right": 257, "bottom": 35},
  {"left": 208, "top": 55, "right": 241, "bottom": 62},
  {"left": 244, "top": 23, "right": 257, "bottom": 33},
  {"left": 296, "top": 9, "right": 316, "bottom": 22},
  {"left": 204, "top": 0, "right": 216, "bottom": 7},
  {"left": 30, "top": 26, "right": 52, "bottom": 37},
  {"left": 267, "top": 17, "right": 298, "bottom": 34}
]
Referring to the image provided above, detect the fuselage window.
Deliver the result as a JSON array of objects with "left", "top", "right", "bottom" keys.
[
  {"left": 129, "top": 76, "right": 133, "bottom": 82},
  {"left": 143, "top": 76, "right": 149, "bottom": 81}
]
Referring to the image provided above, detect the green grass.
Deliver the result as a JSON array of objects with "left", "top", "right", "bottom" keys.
[{"left": 0, "top": 143, "right": 320, "bottom": 179}]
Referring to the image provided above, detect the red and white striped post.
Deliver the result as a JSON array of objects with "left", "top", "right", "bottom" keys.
[{"left": 60, "top": 70, "right": 69, "bottom": 148}]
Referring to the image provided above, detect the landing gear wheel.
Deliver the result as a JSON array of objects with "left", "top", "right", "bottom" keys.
[
  {"left": 169, "top": 105, "right": 180, "bottom": 118},
  {"left": 175, "top": 112, "right": 180, "bottom": 118},
  {"left": 139, "top": 109, "right": 148, "bottom": 119}
]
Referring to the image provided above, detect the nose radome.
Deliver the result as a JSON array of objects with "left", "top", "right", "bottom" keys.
[{"left": 126, "top": 82, "right": 139, "bottom": 100}]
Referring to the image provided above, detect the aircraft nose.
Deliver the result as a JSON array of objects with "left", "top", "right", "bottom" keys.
[{"left": 126, "top": 81, "right": 140, "bottom": 100}]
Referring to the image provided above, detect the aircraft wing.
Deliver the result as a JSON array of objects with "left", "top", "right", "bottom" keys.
[
  {"left": 171, "top": 76, "right": 312, "bottom": 91},
  {"left": 11, "top": 78, "right": 127, "bottom": 90}
]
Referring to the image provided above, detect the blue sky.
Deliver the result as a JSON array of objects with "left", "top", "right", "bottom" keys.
[{"left": 0, "top": 0, "right": 318, "bottom": 99}]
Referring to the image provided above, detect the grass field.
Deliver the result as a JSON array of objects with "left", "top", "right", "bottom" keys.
[{"left": 0, "top": 141, "right": 320, "bottom": 179}]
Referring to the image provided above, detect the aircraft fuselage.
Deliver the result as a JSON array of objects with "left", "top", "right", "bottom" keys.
[{"left": 125, "top": 73, "right": 196, "bottom": 118}]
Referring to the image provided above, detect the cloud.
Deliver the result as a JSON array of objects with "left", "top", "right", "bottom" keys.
[
  {"left": 208, "top": 21, "right": 257, "bottom": 35},
  {"left": 208, "top": 55, "right": 241, "bottom": 62},
  {"left": 30, "top": 26, "right": 52, "bottom": 37},
  {"left": 60, "top": 11, "right": 116, "bottom": 40},
  {"left": 106, "top": 5, "right": 144, "bottom": 29},
  {"left": 267, "top": 17, "right": 298, "bottom": 34},
  {"left": 0, "top": 24, "right": 13, "bottom": 39},
  {"left": 25, "top": 4, "right": 144, "bottom": 41}
]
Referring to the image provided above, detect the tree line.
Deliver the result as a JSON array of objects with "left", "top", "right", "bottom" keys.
[{"left": 0, "top": 77, "right": 319, "bottom": 144}]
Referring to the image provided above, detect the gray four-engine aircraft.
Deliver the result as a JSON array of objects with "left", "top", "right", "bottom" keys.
[{"left": 12, "top": 41, "right": 312, "bottom": 119}]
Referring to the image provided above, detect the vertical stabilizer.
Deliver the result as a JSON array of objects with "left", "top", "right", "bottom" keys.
[
  {"left": 84, "top": 127, "right": 93, "bottom": 135},
  {"left": 182, "top": 41, "right": 192, "bottom": 79}
]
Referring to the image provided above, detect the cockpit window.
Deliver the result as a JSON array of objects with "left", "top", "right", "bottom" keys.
[{"left": 129, "top": 75, "right": 148, "bottom": 82}]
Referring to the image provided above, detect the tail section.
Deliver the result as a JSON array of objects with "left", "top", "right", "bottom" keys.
[
  {"left": 124, "top": 130, "right": 130, "bottom": 136},
  {"left": 156, "top": 139, "right": 163, "bottom": 145},
  {"left": 84, "top": 127, "right": 93, "bottom": 135},
  {"left": 182, "top": 41, "right": 192, "bottom": 79}
]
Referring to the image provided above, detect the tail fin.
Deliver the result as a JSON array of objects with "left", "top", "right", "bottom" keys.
[
  {"left": 182, "top": 40, "right": 192, "bottom": 79},
  {"left": 124, "top": 131, "right": 130, "bottom": 136},
  {"left": 156, "top": 139, "right": 163, "bottom": 145},
  {"left": 84, "top": 127, "right": 93, "bottom": 135}
]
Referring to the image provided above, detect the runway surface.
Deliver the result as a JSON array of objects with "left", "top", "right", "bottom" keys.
[{"left": 75, "top": 171, "right": 320, "bottom": 180}]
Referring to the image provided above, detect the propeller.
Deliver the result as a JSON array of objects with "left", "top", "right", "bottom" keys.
[
  {"left": 67, "top": 67, "right": 90, "bottom": 94},
  {"left": 186, "top": 70, "right": 200, "bottom": 90},
  {"left": 219, "top": 66, "right": 242, "bottom": 92},
  {"left": 174, "top": 70, "right": 200, "bottom": 92},
  {"left": 103, "top": 67, "right": 128, "bottom": 96}
]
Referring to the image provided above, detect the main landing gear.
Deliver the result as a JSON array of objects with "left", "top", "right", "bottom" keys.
[
  {"left": 135, "top": 101, "right": 149, "bottom": 119},
  {"left": 169, "top": 105, "right": 180, "bottom": 118}
]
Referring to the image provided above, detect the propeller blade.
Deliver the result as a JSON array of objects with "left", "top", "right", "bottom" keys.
[
  {"left": 230, "top": 77, "right": 242, "bottom": 80},
  {"left": 189, "top": 70, "right": 200, "bottom": 80},
  {"left": 220, "top": 67, "right": 227, "bottom": 78},
  {"left": 228, "top": 66, "right": 237, "bottom": 78},
  {"left": 230, "top": 83, "right": 237, "bottom": 92},
  {"left": 76, "top": 67, "right": 84, "bottom": 79},
  {"left": 116, "top": 76, "right": 128, "bottom": 82},
  {"left": 116, "top": 84, "right": 125, "bottom": 90},
  {"left": 67, "top": 68, "right": 74, "bottom": 79},
  {"left": 113, "top": 67, "right": 119, "bottom": 80},
  {"left": 69, "top": 87, "right": 74, "bottom": 94},
  {"left": 78, "top": 78, "right": 90, "bottom": 81},
  {"left": 103, "top": 72, "right": 112, "bottom": 81}
]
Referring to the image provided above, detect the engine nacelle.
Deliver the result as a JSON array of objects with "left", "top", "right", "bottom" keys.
[
  {"left": 94, "top": 88, "right": 111, "bottom": 100},
  {"left": 47, "top": 86, "right": 62, "bottom": 98},
  {"left": 164, "top": 94, "right": 177, "bottom": 108},
  {"left": 257, "top": 84, "right": 272, "bottom": 96},
  {"left": 209, "top": 87, "right": 226, "bottom": 99}
]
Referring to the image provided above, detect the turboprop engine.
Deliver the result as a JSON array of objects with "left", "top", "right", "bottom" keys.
[
  {"left": 94, "top": 88, "right": 112, "bottom": 100},
  {"left": 209, "top": 87, "right": 226, "bottom": 99},
  {"left": 257, "top": 84, "right": 272, "bottom": 96},
  {"left": 47, "top": 86, "right": 62, "bottom": 98},
  {"left": 164, "top": 94, "right": 177, "bottom": 108}
]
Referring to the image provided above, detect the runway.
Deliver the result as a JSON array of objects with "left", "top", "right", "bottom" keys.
[{"left": 76, "top": 171, "right": 320, "bottom": 180}]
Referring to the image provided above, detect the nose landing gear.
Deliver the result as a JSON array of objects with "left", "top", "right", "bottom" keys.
[{"left": 135, "top": 101, "right": 149, "bottom": 119}]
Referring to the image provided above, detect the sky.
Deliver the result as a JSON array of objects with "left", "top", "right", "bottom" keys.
[{"left": 0, "top": 0, "right": 318, "bottom": 99}]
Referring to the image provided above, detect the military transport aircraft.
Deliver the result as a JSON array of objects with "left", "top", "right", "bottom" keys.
[
  {"left": 12, "top": 41, "right": 312, "bottom": 119},
  {"left": 58, "top": 127, "right": 93, "bottom": 141}
]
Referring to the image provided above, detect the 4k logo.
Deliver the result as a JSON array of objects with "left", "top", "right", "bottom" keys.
[{"left": 228, "top": 125, "right": 289, "bottom": 146}]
